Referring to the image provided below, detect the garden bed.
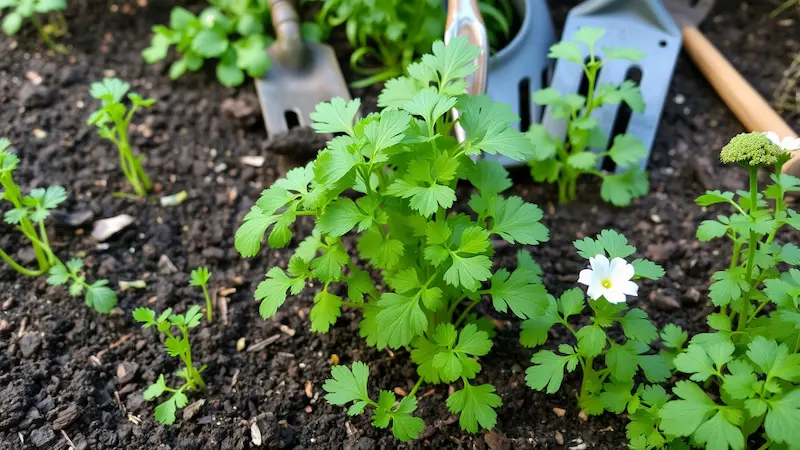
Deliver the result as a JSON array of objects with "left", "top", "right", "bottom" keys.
[{"left": 1, "top": 0, "right": 798, "bottom": 448}]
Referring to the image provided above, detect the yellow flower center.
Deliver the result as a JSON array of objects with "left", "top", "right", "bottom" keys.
[{"left": 601, "top": 279, "right": 613, "bottom": 289}]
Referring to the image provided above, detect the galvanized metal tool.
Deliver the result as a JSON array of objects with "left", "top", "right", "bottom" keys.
[
  {"left": 445, "top": 0, "right": 489, "bottom": 143},
  {"left": 255, "top": 0, "right": 351, "bottom": 136},
  {"left": 662, "top": 0, "right": 800, "bottom": 175},
  {"left": 541, "top": 0, "right": 682, "bottom": 171}
]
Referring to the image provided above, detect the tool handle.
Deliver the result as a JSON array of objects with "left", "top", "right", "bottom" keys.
[
  {"left": 269, "top": 0, "right": 306, "bottom": 69},
  {"left": 681, "top": 26, "right": 800, "bottom": 174},
  {"left": 445, "top": 0, "right": 488, "bottom": 142}
]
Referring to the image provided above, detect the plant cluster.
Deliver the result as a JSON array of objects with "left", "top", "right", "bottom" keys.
[
  {"left": 522, "top": 230, "right": 672, "bottom": 417},
  {"left": 142, "top": 0, "right": 320, "bottom": 87},
  {"left": 527, "top": 27, "right": 649, "bottom": 206},
  {"left": 235, "top": 37, "right": 548, "bottom": 440},
  {"left": 133, "top": 303, "right": 207, "bottom": 425},
  {"left": 190, "top": 266, "right": 213, "bottom": 322},
  {"left": 88, "top": 77, "right": 155, "bottom": 198},
  {"left": 0, "top": 0, "right": 68, "bottom": 54},
  {"left": 313, "top": 0, "right": 516, "bottom": 87},
  {"left": 0, "top": 138, "right": 117, "bottom": 313},
  {"left": 646, "top": 132, "right": 800, "bottom": 450}
]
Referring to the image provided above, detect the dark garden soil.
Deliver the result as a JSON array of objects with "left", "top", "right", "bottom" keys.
[{"left": 1, "top": 0, "right": 799, "bottom": 448}]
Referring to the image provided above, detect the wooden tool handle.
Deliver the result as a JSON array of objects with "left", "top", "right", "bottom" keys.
[{"left": 681, "top": 27, "right": 800, "bottom": 175}]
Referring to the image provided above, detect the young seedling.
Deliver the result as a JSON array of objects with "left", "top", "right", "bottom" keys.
[
  {"left": 133, "top": 305, "right": 206, "bottom": 425},
  {"left": 1, "top": 138, "right": 117, "bottom": 313},
  {"left": 88, "top": 78, "right": 154, "bottom": 198},
  {"left": 315, "top": 0, "right": 513, "bottom": 87},
  {"left": 648, "top": 132, "right": 800, "bottom": 450},
  {"left": 142, "top": 2, "right": 321, "bottom": 87},
  {"left": 236, "top": 38, "right": 547, "bottom": 441},
  {"left": 522, "top": 230, "right": 672, "bottom": 418},
  {"left": 527, "top": 27, "right": 649, "bottom": 206},
  {"left": 189, "top": 267, "right": 212, "bottom": 322},
  {"left": 1, "top": 0, "right": 69, "bottom": 54}
]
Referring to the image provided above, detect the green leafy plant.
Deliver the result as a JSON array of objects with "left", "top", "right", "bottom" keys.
[
  {"left": 190, "top": 266, "right": 213, "bottom": 322},
  {"left": 522, "top": 230, "right": 672, "bottom": 418},
  {"left": 235, "top": 38, "right": 546, "bottom": 441},
  {"left": 0, "top": 0, "right": 68, "bottom": 54},
  {"left": 648, "top": 132, "right": 800, "bottom": 450},
  {"left": 313, "top": 0, "right": 515, "bottom": 87},
  {"left": 0, "top": 138, "right": 117, "bottom": 313},
  {"left": 87, "top": 78, "right": 154, "bottom": 198},
  {"left": 133, "top": 305, "right": 206, "bottom": 425},
  {"left": 527, "top": 27, "right": 649, "bottom": 206},
  {"left": 142, "top": 0, "right": 320, "bottom": 87}
]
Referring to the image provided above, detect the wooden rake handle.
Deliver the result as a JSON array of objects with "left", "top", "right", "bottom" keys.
[{"left": 681, "top": 27, "right": 800, "bottom": 175}]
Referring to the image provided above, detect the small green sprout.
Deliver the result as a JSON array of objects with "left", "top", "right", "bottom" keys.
[
  {"left": 0, "top": 0, "right": 69, "bottom": 54},
  {"left": 1, "top": 138, "right": 117, "bottom": 313},
  {"left": 133, "top": 305, "right": 206, "bottom": 425},
  {"left": 87, "top": 78, "right": 155, "bottom": 198},
  {"left": 527, "top": 27, "right": 650, "bottom": 206},
  {"left": 189, "top": 266, "right": 212, "bottom": 322}
]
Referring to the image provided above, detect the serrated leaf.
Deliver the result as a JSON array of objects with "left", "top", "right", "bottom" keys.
[{"left": 446, "top": 382, "right": 502, "bottom": 433}]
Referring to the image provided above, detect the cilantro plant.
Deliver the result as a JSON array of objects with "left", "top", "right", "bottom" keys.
[
  {"left": 235, "top": 38, "right": 547, "bottom": 440},
  {"left": 88, "top": 78, "right": 154, "bottom": 198},
  {"left": 1, "top": 0, "right": 69, "bottom": 54},
  {"left": 133, "top": 305, "right": 206, "bottom": 425},
  {"left": 527, "top": 27, "right": 649, "bottom": 206},
  {"left": 142, "top": 1, "right": 320, "bottom": 87},
  {"left": 522, "top": 230, "right": 672, "bottom": 417},
  {"left": 190, "top": 266, "right": 213, "bottom": 323},
  {"left": 313, "top": 0, "right": 514, "bottom": 87},
  {"left": 650, "top": 132, "right": 800, "bottom": 450},
  {"left": 0, "top": 138, "right": 117, "bottom": 313}
]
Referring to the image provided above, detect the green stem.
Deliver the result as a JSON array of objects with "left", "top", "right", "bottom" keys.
[
  {"left": 408, "top": 377, "right": 424, "bottom": 398},
  {"left": 737, "top": 166, "right": 760, "bottom": 332},
  {"left": 453, "top": 300, "right": 480, "bottom": 328},
  {"left": 0, "top": 247, "right": 47, "bottom": 277},
  {"left": 30, "top": 16, "right": 68, "bottom": 54},
  {"left": 202, "top": 285, "right": 212, "bottom": 323}
]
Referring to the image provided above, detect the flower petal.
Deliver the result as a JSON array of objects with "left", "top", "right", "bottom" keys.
[
  {"left": 610, "top": 258, "right": 635, "bottom": 283},
  {"left": 782, "top": 136, "right": 800, "bottom": 151},
  {"left": 586, "top": 283, "right": 605, "bottom": 300},
  {"left": 578, "top": 269, "right": 594, "bottom": 286},
  {"left": 764, "top": 131, "right": 780, "bottom": 146},
  {"left": 589, "top": 254, "right": 610, "bottom": 278},
  {"left": 618, "top": 280, "right": 639, "bottom": 297},
  {"left": 604, "top": 287, "right": 627, "bottom": 304}
]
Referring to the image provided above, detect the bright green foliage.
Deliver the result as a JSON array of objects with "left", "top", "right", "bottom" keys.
[
  {"left": 323, "top": 362, "right": 424, "bottom": 442},
  {"left": 0, "top": 0, "right": 69, "bottom": 53},
  {"left": 522, "top": 230, "right": 669, "bottom": 416},
  {"left": 190, "top": 266, "right": 213, "bottom": 323},
  {"left": 313, "top": 0, "right": 516, "bottom": 88},
  {"left": 526, "top": 27, "right": 649, "bottom": 206},
  {"left": 238, "top": 38, "right": 547, "bottom": 441},
  {"left": 0, "top": 138, "right": 117, "bottom": 313},
  {"left": 142, "top": 1, "right": 320, "bottom": 87},
  {"left": 134, "top": 305, "right": 206, "bottom": 425},
  {"left": 87, "top": 78, "right": 154, "bottom": 198},
  {"left": 648, "top": 133, "right": 800, "bottom": 450}
]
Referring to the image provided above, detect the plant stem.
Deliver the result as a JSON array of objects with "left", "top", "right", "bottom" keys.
[
  {"left": 408, "top": 377, "right": 424, "bottom": 398},
  {"left": 202, "top": 284, "right": 212, "bottom": 323},
  {"left": 737, "top": 166, "right": 760, "bottom": 332},
  {"left": 0, "top": 247, "right": 47, "bottom": 277},
  {"left": 453, "top": 301, "right": 480, "bottom": 328},
  {"left": 31, "top": 16, "right": 68, "bottom": 54}
]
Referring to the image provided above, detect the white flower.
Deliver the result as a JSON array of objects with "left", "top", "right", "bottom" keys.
[
  {"left": 578, "top": 254, "right": 638, "bottom": 304},
  {"left": 763, "top": 131, "right": 800, "bottom": 152}
]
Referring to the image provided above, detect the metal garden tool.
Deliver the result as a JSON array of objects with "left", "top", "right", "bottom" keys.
[
  {"left": 445, "top": 0, "right": 489, "bottom": 143},
  {"left": 541, "top": 0, "right": 682, "bottom": 171},
  {"left": 254, "top": 0, "right": 351, "bottom": 136},
  {"left": 663, "top": 0, "right": 800, "bottom": 176}
]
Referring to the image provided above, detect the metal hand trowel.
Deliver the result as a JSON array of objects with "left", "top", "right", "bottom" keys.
[
  {"left": 255, "top": 0, "right": 351, "bottom": 136},
  {"left": 542, "top": 0, "right": 682, "bottom": 171}
]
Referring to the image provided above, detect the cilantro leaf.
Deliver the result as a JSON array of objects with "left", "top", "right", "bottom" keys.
[
  {"left": 310, "top": 97, "right": 361, "bottom": 136},
  {"left": 323, "top": 362, "right": 372, "bottom": 415},
  {"left": 446, "top": 381, "right": 502, "bottom": 433},
  {"left": 489, "top": 267, "right": 548, "bottom": 319},
  {"left": 526, "top": 348, "right": 579, "bottom": 393},
  {"left": 489, "top": 196, "right": 549, "bottom": 245},
  {"left": 254, "top": 267, "right": 305, "bottom": 319}
]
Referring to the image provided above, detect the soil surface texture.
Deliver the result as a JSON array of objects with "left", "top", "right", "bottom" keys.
[{"left": 1, "top": 0, "right": 799, "bottom": 449}]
